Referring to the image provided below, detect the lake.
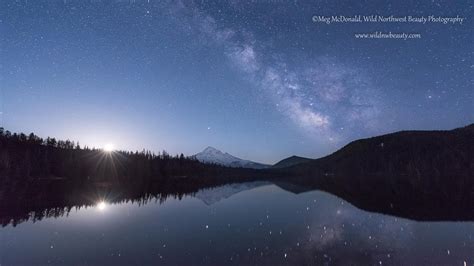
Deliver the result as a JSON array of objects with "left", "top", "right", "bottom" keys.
[{"left": 1, "top": 182, "right": 473, "bottom": 265}]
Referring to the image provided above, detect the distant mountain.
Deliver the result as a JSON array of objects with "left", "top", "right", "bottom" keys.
[
  {"left": 272, "top": 155, "right": 312, "bottom": 168},
  {"left": 194, "top": 146, "right": 270, "bottom": 169}
]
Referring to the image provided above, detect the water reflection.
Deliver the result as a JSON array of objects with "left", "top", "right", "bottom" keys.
[
  {"left": 96, "top": 201, "right": 108, "bottom": 211},
  {"left": 0, "top": 182, "right": 473, "bottom": 265}
]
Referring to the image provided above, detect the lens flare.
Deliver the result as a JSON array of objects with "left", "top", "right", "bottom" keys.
[
  {"left": 103, "top": 143, "right": 115, "bottom": 152},
  {"left": 97, "top": 201, "right": 107, "bottom": 211}
]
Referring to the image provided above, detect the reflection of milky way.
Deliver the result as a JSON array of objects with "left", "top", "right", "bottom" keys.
[
  {"left": 290, "top": 196, "right": 411, "bottom": 265},
  {"left": 1, "top": 184, "right": 474, "bottom": 265}
]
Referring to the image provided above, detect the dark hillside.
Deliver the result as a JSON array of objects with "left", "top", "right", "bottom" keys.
[
  {"left": 272, "top": 156, "right": 312, "bottom": 168},
  {"left": 286, "top": 124, "right": 473, "bottom": 179}
]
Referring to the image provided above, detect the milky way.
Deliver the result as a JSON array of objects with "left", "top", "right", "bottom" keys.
[{"left": 166, "top": 1, "right": 385, "bottom": 142}]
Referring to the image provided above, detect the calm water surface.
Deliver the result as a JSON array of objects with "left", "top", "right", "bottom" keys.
[{"left": 1, "top": 183, "right": 473, "bottom": 265}]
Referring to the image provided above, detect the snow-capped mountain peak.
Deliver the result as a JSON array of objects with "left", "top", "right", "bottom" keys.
[
  {"left": 202, "top": 146, "right": 226, "bottom": 156},
  {"left": 194, "top": 146, "right": 269, "bottom": 169}
]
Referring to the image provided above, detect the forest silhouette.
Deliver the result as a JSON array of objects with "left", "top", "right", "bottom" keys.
[{"left": 0, "top": 127, "right": 265, "bottom": 185}]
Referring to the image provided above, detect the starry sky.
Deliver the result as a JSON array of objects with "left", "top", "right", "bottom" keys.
[{"left": 1, "top": 0, "right": 473, "bottom": 164}]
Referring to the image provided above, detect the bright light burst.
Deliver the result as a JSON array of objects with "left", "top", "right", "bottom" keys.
[
  {"left": 97, "top": 201, "right": 107, "bottom": 211},
  {"left": 103, "top": 143, "right": 115, "bottom": 152}
]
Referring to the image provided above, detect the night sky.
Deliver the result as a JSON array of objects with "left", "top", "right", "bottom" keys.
[{"left": 1, "top": 0, "right": 472, "bottom": 163}]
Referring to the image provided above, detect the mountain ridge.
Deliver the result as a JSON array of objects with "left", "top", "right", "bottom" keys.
[
  {"left": 272, "top": 155, "right": 312, "bottom": 168},
  {"left": 282, "top": 123, "right": 474, "bottom": 178}
]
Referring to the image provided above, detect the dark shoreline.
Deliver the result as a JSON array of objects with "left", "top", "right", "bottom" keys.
[{"left": 2, "top": 172, "right": 474, "bottom": 228}]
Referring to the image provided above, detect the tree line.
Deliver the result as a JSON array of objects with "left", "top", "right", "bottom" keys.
[{"left": 0, "top": 128, "right": 261, "bottom": 185}]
